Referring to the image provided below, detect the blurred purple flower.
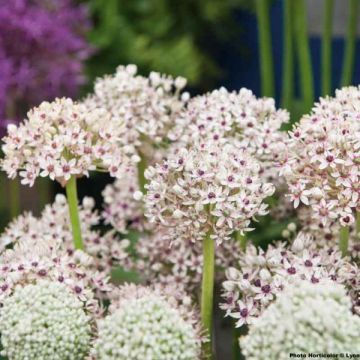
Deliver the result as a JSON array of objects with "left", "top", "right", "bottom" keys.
[{"left": 0, "top": 0, "right": 91, "bottom": 132}]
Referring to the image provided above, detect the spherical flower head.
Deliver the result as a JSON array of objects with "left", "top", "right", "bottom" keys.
[
  {"left": 240, "top": 281, "right": 360, "bottom": 360},
  {"left": 169, "top": 87, "right": 289, "bottom": 183},
  {"left": 145, "top": 142, "right": 275, "bottom": 243},
  {"left": 85, "top": 64, "right": 188, "bottom": 158},
  {"left": 221, "top": 232, "right": 360, "bottom": 326},
  {"left": 0, "top": 280, "right": 91, "bottom": 360},
  {"left": 0, "top": 235, "right": 112, "bottom": 314},
  {"left": 282, "top": 86, "right": 360, "bottom": 226},
  {"left": 93, "top": 284, "right": 202, "bottom": 360},
  {"left": 0, "top": 194, "right": 127, "bottom": 276},
  {"left": 1, "top": 97, "right": 133, "bottom": 186}
]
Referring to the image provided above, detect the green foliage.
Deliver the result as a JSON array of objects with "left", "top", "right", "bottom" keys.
[{"left": 86, "top": 0, "right": 253, "bottom": 89}]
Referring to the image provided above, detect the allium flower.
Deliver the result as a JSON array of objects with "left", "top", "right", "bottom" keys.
[
  {"left": 282, "top": 86, "right": 360, "bottom": 226},
  {"left": 240, "top": 281, "right": 360, "bottom": 360},
  {"left": 0, "top": 0, "right": 91, "bottom": 129},
  {"left": 85, "top": 64, "right": 188, "bottom": 159},
  {"left": 1, "top": 97, "right": 134, "bottom": 186},
  {"left": 145, "top": 142, "right": 275, "bottom": 244},
  {"left": 127, "top": 228, "right": 242, "bottom": 294},
  {"left": 0, "top": 194, "right": 128, "bottom": 274},
  {"left": 0, "top": 280, "right": 91, "bottom": 360},
  {"left": 0, "top": 235, "right": 111, "bottom": 314},
  {"left": 221, "top": 233, "right": 360, "bottom": 326},
  {"left": 93, "top": 284, "right": 203, "bottom": 360},
  {"left": 169, "top": 87, "right": 289, "bottom": 183}
]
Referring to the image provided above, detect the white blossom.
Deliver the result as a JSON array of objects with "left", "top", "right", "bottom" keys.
[
  {"left": 0, "top": 280, "right": 91, "bottom": 360},
  {"left": 241, "top": 281, "right": 360, "bottom": 360}
]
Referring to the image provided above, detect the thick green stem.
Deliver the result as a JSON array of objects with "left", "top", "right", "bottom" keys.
[
  {"left": 321, "top": 0, "right": 334, "bottom": 96},
  {"left": 341, "top": 0, "right": 359, "bottom": 86},
  {"left": 137, "top": 154, "right": 147, "bottom": 194},
  {"left": 339, "top": 226, "right": 349, "bottom": 256},
  {"left": 65, "top": 176, "right": 84, "bottom": 250},
  {"left": 9, "top": 179, "right": 20, "bottom": 219},
  {"left": 236, "top": 231, "right": 247, "bottom": 252},
  {"left": 201, "top": 231, "right": 215, "bottom": 359},
  {"left": 281, "top": 0, "right": 294, "bottom": 110},
  {"left": 255, "top": 0, "right": 274, "bottom": 97},
  {"left": 293, "top": 0, "right": 314, "bottom": 112},
  {"left": 356, "top": 211, "right": 360, "bottom": 239},
  {"left": 39, "top": 177, "right": 51, "bottom": 210}
]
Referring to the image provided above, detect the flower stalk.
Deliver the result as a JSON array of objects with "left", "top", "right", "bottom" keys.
[
  {"left": 356, "top": 211, "right": 360, "bottom": 239},
  {"left": 255, "top": 0, "right": 274, "bottom": 97},
  {"left": 65, "top": 175, "right": 84, "bottom": 250},
  {"left": 293, "top": 0, "right": 314, "bottom": 112},
  {"left": 321, "top": 0, "right": 334, "bottom": 96},
  {"left": 201, "top": 230, "right": 215, "bottom": 359},
  {"left": 341, "top": 0, "right": 359, "bottom": 86},
  {"left": 339, "top": 226, "right": 349, "bottom": 256},
  {"left": 9, "top": 179, "right": 20, "bottom": 219},
  {"left": 137, "top": 153, "right": 147, "bottom": 194},
  {"left": 281, "top": 0, "right": 294, "bottom": 110}
]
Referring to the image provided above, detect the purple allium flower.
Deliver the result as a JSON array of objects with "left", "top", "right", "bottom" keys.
[{"left": 0, "top": 0, "right": 91, "bottom": 131}]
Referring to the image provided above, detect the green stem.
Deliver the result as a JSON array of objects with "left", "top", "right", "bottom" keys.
[
  {"left": 137, "top": 154, "right": 147, "bottom": 194},
  {"left": 9, "top": 179, "right": 20, "bottom": 219},
  {"left": 356, "top": 211, "right": 360, "bottom": 239},
  {"left": 201, "top": 231, "right": 215, "bottom": 359},
  {"left": 339, "top": 226, "right": 349, "bottom": 256},
  {"left": 293, "top": 0, "right": 314, "bottom": 112},
  {"left": 236, "top": 231, "right": 247, "bottom": 251},
  {"left": 321, "top": 0, "right": 334, "bottom": 96},
  {"left": 341, "top": 0, "right": 359, "bottom": 86},
  {"left": 39, "top": 177, "right": 51, "bottom": 210},
  {"left": 232, "top": 324, "right": 241, "bottom": 360},
  {"left": 281, "top": 0, "right": 294, "bottom": 110},
  {"left": 65, "top": 176, "right": 84, "bottom": 250},
  {"left": 255, "top": 0, "right": 274, "bottom": 97}
]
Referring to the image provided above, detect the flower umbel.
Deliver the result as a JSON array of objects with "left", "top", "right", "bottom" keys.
[
  {"left": 0, "top": 280, "right": 91, "bottom": 360},
  {"left": 1, "top": 97, "right": 133, "bottom": 186}
]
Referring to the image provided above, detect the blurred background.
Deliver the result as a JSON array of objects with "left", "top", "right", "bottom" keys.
[{"left": 1, "top": 0, "right": 360, "bottom": 225}]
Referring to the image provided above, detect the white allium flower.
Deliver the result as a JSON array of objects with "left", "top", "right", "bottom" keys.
[
  {"left": 240, "top": 281, "right": 360, "bottom": 360},
  {"left": 0, "top": 234, "right": 112, "bottom": 315},
  {"left": 1, "top": 97, "right": 133, "bottom": 186},
  {"left": 93, "top": 284, "right": 203, "bottom": 360},
  {"left": 282, "top": 86, "right": 360, "bottom": 226},
  {"left": 85, "top": 64, "right": 188, "bottom": 159},
  {"left": 0, "top": 194, "right": 127, "bottom": 275},
  {"left": 169, "top": 87, "right": 289, "bottom": 183},
  {"left": 0, "top": 280, "right": 91, "bottom": 360},
  {"left": 145, "top": 142, "right": 275, "bottom": 244},
  {"left": 221, "top": 232, "right": 360, "bottom": 325}
]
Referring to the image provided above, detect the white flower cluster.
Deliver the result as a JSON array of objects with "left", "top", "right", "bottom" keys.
[
  {"left": 145, "top": 142, "right": 275, "bottom": 244},
  {"left": 169, "top": 87, "right": 289, "bottom": 183},
  {"left": 93, "top": 284, "right": 203, "bottom": 360},
  {"left": 0, "top": 280, "right": 91, "bottom": 360},
  {"left": 0, "top": 235, "right": 111, "bottom": 315},
  {"left": 85, "top": 64, "right": 188, "bottom": 159},
  {"left": 0, "top": 194, "right": 128, "bottom": 275},
  {"left": 129, "top": 229, "right": 242, "bottom": 294},
  {"left": 240, "top": 281, "right": 360, "bottom": 360},
  {"left": 282, "top": 86, "right": 360, "bottom": 226},
  {"left": 1, "top": 97, "right": 133, "bottom": 186},
  {"left": 221, "top": 233, "right": 360, "bottom": 327}
]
